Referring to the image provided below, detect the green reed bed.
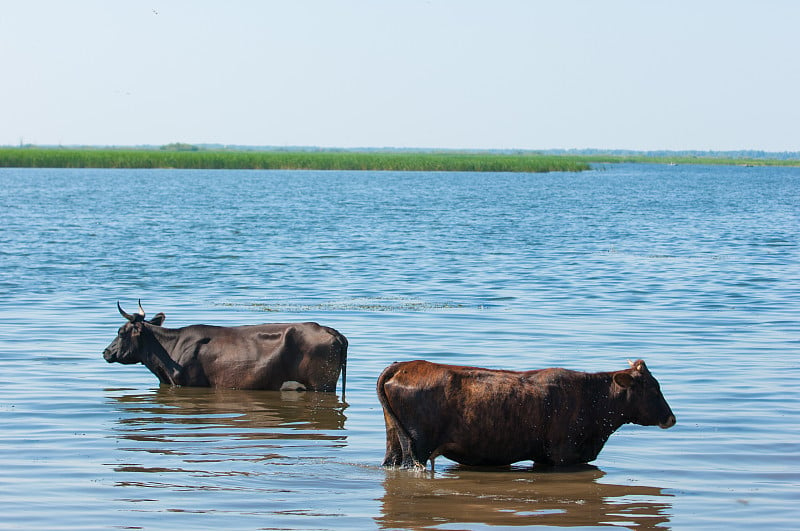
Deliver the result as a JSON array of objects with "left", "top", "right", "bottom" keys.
[{"left": 0, "top": 148, "right": 591, "bottom": 173}]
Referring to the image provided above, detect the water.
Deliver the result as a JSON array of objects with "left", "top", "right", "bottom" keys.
[{"left": 0, "top": 164, "right": 798, "bottom": 529}]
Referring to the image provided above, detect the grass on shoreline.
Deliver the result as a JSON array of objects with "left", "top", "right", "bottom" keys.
[
  {"left": 1, "top": 147, "right": 798, "bottom": 172},
  {"left": 0, "top": 148, "right": 590, "bottom": 173}
]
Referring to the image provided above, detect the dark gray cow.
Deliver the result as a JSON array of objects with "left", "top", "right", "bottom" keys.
[
  {"left": 104, "top": 301, "right": 347, "bottom": 393},
  {"left": 378, "top": 359, "right": 675, "bottom": 469}
]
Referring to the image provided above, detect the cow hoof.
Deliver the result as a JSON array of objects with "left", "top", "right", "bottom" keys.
[
  {"left": 280, "top": 381, "right": 307, "bottom": 392},
  {"left": 382, "top": 455, "right": 403, "bottom": 467}
]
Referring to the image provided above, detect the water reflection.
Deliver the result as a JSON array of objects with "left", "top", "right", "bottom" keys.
[
  {"left": 377, "top": 465, "right": 673, "bottom": 529},
  {"left": 111, "top": 386, "right": 348, "bottom": 432},
  {"left": 107, "top": 387, "right": 348, "bottom": 483}
]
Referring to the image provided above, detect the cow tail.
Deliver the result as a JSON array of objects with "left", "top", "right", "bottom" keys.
[
  {"left": 338, "top": 333, "right": 348, "bottom": 401},
  {"left": 377, "top": 362, "right": 419, "bottom": 467},
  {"left": 376, "top": 362, "right": 401, "bottom": 421}
]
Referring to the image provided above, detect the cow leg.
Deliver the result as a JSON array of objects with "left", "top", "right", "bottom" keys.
[
  {"left": 381, "top": 408, "right": 428, "bottom": 469},
  {"left": 382, "top": 450, "right": 402, "bottom": 467},
  {"left": 398, "top": 435, "right": 429, "bottom": 470},
  {"left": 381, "top": 411, "right": 404, "bottom": 467}
]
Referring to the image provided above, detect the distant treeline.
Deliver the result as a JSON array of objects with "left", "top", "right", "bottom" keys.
[
  {"left": 0, "top": 147, "right": 590, "bottom": 173},
  {"left": 540, "top": 148, "right": 800, "bottom": 161},
  {"left": 1, "top": 146, "right": 798, "bottom": 172},
  {"left": 575, "top": 153, "right": 800, "bottom": 167}
]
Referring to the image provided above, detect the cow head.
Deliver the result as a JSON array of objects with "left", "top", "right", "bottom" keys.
[
  {"left": 613, "top": 359, "right": 676, "bottom": 429},
  {"left": 103, "top": 300, "right": 166, "bottom": 364}
]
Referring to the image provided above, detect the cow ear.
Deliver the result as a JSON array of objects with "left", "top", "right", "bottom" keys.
[
  {"left": 148, "top": 312, "right": 166, "bottom": 326},
  {"left": 614, "top": 372, "right": 634, "bottom": 389}
]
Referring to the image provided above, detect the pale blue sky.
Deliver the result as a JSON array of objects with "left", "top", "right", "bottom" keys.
[{"left": 2, "top": 1, "right": 798, "bottom": 151}]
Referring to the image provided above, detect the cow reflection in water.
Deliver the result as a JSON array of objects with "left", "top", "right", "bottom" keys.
[
  {"left": 109, "top": 387, "right": 347, "bottom": 477},
  {"left": 377, "top": 465, "right": 672, "bottom": 529}
]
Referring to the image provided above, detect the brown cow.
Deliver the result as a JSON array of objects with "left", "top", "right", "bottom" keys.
[
  {"left": 377, "top": 359, "right": 675, "bottom": 469},
  {"left": 104, "top": 301, "right": 347, "bottom": 394}
]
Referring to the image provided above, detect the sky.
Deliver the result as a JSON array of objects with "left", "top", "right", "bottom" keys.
[{"left": 2, "top": 1, "right": 799, "bottom": 151}]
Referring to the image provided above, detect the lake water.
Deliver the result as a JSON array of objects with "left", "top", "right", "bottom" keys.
[{"left": 0, "top": 163, "right": 798, "bottom": 529}]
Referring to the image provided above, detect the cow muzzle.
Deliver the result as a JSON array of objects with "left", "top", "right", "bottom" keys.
[
  {"left": 103, "top": 348, "right": 117, "bottom": 363},
  {"left": 659, "top": 414, "right": 677, "bottom": 429}
]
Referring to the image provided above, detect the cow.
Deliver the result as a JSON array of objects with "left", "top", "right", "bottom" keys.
[
  {"left": 103, "top": 301, "right": 347, "bottom": 395},
  {"left": 377, "top": 359, "right": 675, "bottom": 470}
]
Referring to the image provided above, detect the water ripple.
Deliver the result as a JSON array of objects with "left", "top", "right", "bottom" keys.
[{"left": 1, "top": 164, "right": 799, "bottom": 529}]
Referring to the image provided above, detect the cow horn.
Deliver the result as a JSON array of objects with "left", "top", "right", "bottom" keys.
[
  {"left": 628, "top": 359, "right": 646, "bottom": 372},
  {"left": 137, "top": 299, "right": 146, "bottom": 318},
  {"left": 117, "top": 301, "right": 134, "bottom": 322}
]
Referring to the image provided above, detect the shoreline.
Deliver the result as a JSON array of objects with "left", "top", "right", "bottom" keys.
[
  {"left": 0, "top": 148, "right": 589, "bottom": 173},
  {"left": 1, "top": 147, "right": 798, "bottom": 172}
]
